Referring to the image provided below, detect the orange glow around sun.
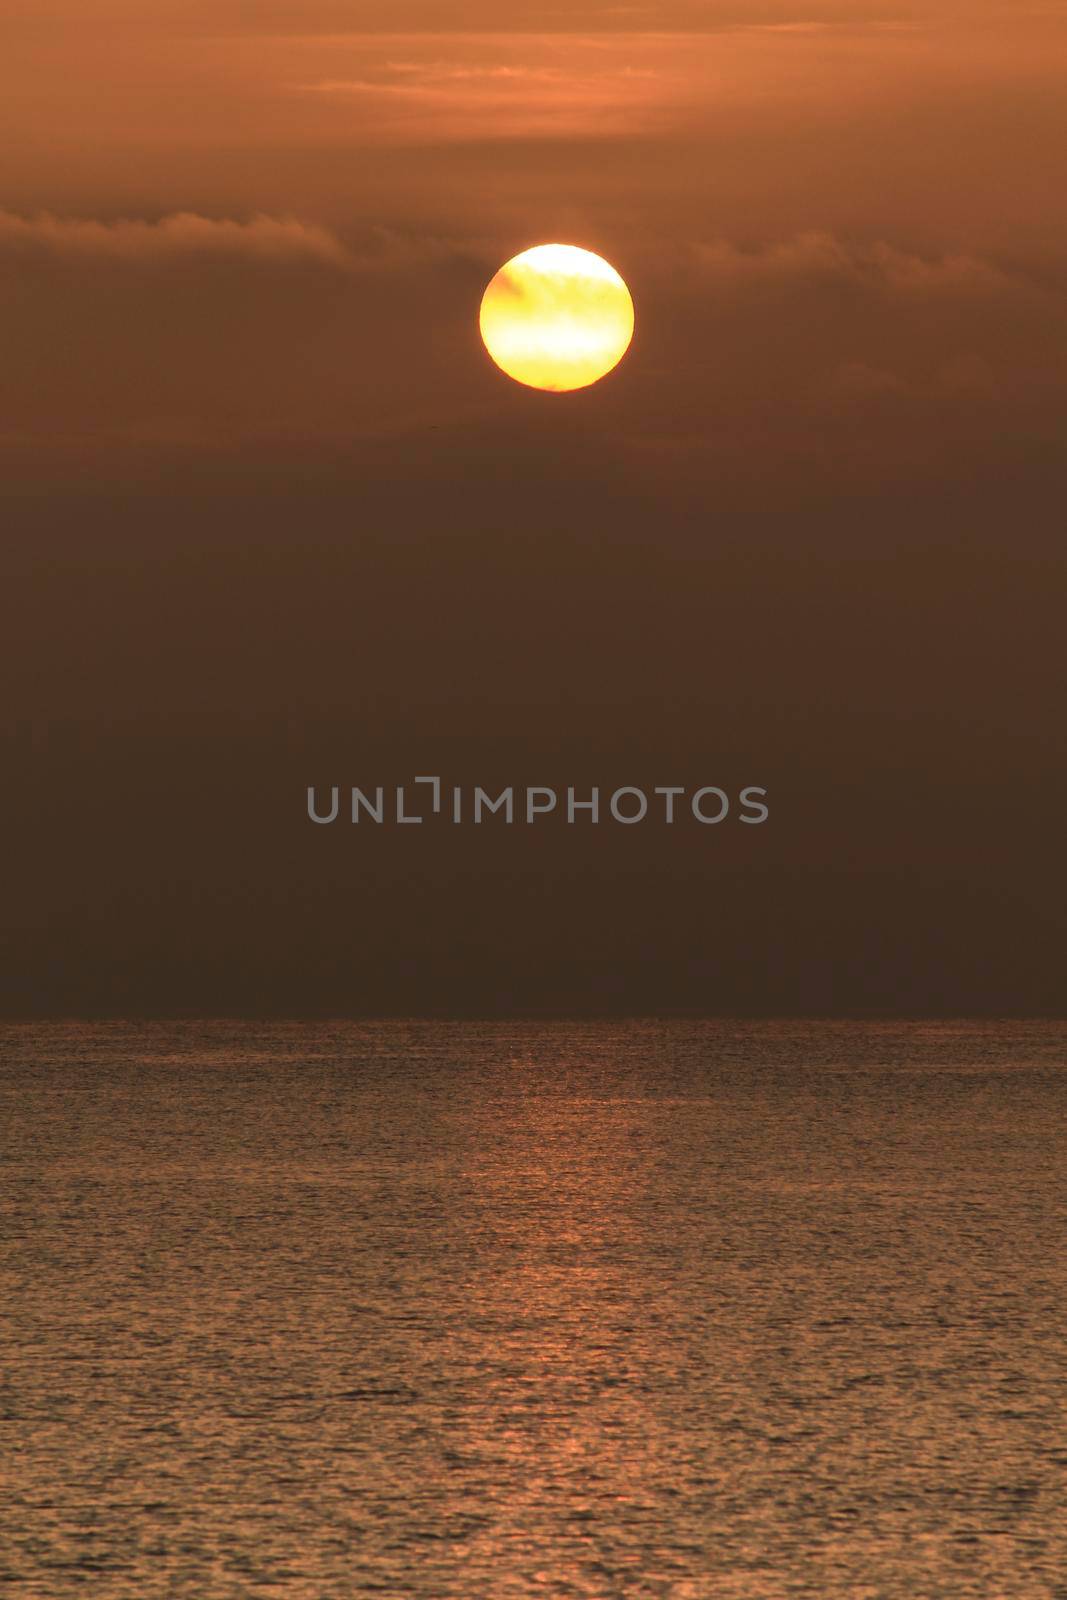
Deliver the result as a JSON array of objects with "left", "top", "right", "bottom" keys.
[{"left": 479, "top": 244, "right": 635, "bottom": 393}]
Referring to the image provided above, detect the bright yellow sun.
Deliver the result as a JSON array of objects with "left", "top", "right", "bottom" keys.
[{"left": 479, "top": 244, "right": 635, "bottom": 393}]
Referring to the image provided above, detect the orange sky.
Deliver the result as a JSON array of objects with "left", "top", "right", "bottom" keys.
[
  {"left": 2, "top": 1, "right": 1065, "bottom": 1015},
  {"left": 3, "top": 2, "right": 1066, "bottom": 451}
]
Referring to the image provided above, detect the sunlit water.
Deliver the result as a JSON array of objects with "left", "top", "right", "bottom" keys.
[{"left": 2, "top": 1021, "right": 1065, "bottom": 1598}]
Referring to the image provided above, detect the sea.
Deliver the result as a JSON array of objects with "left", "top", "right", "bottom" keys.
[{"left": 2, "top": 1020, "right": 1064, "bottom": 1597}]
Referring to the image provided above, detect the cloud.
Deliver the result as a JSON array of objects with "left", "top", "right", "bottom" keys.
[
  {"left": 0, "top": 210, "right": 351, "bottom": 267},
  {"left": 297, "top": 42, "right": 672, "bottom": 140},
  {"left": 1, "top": 207, "right": 1062, "bottom": 463},
  {"left": 0, "top": 209, "right": 494, "bottom": 279},
  {"left": 624, "top": 229, "right": 1067, "bottom": 438},
  {"left": 688, "top": 232, "right": 1022, "bottom": 300}
]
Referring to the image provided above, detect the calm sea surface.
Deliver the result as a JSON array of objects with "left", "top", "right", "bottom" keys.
[{"left": 1, "top": 1021, "right": 1065, "bottom": 1598}]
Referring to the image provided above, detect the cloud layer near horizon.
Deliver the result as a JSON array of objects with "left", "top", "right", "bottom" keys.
[
  {"left": 0, "top": 210, "right": 351, "bottom": 265},
  {"left": 2, "top": 210, "right": 1062, "bottom": 458}
]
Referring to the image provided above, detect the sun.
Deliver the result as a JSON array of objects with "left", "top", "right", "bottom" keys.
[{"left": 479, "top": 244, "right": 635, "bottom": 393}]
